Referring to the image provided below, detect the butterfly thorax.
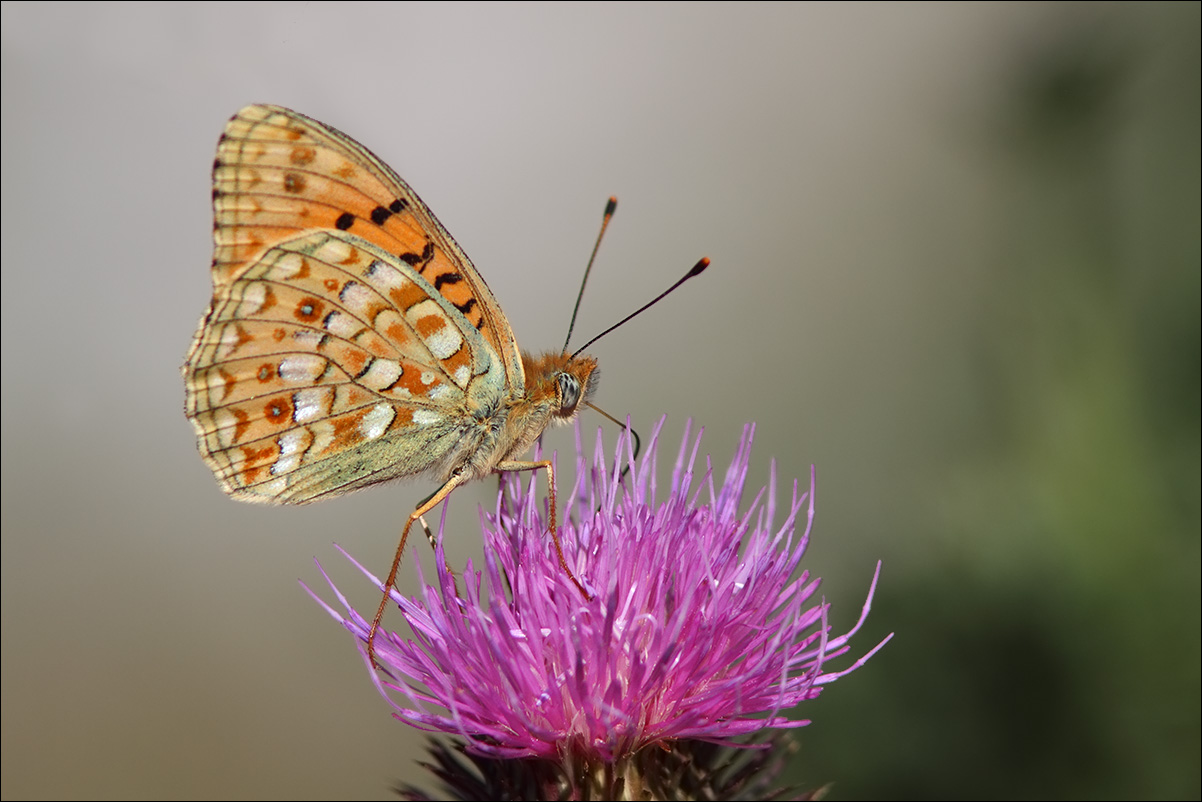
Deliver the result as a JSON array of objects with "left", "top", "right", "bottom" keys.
[{"left": 439, "top": 351, "right": 596, "bottom": 483}]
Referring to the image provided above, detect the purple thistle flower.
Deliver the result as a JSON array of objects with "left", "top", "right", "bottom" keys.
[{"left": 308, "top": 419, "right": 890, "bottom": 773}]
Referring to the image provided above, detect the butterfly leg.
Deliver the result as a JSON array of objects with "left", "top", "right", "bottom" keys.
[
  {"left": 367, "top": 472, "right": 468, "bottom": 670},
  {"left": 496, "top": 459, "right": 592, "bottom": 601}
]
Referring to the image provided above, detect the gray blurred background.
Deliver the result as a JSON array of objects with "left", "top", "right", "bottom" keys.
[{"left": 2, "top": 3, "right": 1197, "bottom": 799}]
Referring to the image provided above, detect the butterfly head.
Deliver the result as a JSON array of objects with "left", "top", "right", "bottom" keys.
[{"left": 521, "top": 351, "right": 599, "bottom": 422}]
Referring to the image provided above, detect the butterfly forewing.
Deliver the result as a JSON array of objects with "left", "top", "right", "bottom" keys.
[{"left": 209, "top": 105, "right": 523, "bottom": 386}]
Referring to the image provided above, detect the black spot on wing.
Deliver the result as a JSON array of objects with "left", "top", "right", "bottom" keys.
[{"left": 335, "top": 212, "right": 355, "bottom": 231}]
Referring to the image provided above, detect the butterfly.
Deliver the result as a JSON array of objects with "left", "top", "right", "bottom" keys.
[{"left": 184, "top": 104, "right": 604, "bottom": 663}]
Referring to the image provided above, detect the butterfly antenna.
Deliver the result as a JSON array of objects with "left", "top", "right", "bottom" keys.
[
  {"left": 570, "top": 257, "right": 710, "bottom": 358},
  {"left": 562, "top": 197, "right": 618, "bottom": 354},
  {"left": 574, "top": 257, "right": 708, "bottom": 475}
]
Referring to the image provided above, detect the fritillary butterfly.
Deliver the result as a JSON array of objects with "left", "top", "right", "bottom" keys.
[{"left": 183, "top": 104, "right": 602, "bottom": 662}]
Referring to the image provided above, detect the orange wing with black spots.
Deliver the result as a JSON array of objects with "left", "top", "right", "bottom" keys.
[
  {"left": 184, "top": 106, "right": 520, "bottom": 504},
  {"left": 209, "top": 104, "right": 523, "bottom": 388}
]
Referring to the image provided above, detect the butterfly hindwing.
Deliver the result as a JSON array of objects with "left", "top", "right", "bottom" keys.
[{"left": 186, "top": 226, "right": 509, "bottom": 503}]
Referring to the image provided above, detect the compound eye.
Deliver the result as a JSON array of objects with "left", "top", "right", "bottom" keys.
[{"left": 556, "top": 372, "right": 582, "bottom": 415}]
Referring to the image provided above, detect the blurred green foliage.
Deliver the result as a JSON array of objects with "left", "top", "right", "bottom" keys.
[{"left": 792, "top": 6, "right": 1200, "bottom": 799}]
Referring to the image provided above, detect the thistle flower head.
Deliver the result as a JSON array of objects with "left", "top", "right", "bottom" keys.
[{"left": 309, "top": 419, "right": 889, "bottom": 768}]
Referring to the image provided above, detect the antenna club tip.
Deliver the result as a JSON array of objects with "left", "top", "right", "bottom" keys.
[
  {"left": 688, "top": 257, "right": 711, "bottom": 277},
  {"left": 604, "top": 197, "right": 618, "bottom": 215}
]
